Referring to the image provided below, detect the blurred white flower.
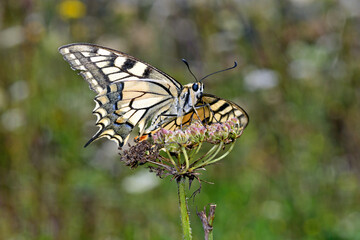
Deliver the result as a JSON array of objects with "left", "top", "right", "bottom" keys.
[
  {"left": 1, "top": 108, "right": 25, "bottom": 131},
  {"left": 0, "top": 26, "right": 24, "bottom": 48},
  {"left": 244, "top": 68, "right": 279, "bottom": 91},
  {"left": 9, "top": 81, "right": 29, "bottom": 102},
  {"left": 122, "top": 169, "right": 160, "bottom": 194},
  {"left": 288, "top": 59, "right": 316, "bottom": 80}
]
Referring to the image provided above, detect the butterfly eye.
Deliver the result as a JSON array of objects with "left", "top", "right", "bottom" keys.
[{"left": 192, "top": 83, "right": 199, "bottom": 91}]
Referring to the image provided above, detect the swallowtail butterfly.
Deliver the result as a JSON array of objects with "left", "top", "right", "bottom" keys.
[{"left": 59, "top": 44, "right": 249, "bottom": 147}]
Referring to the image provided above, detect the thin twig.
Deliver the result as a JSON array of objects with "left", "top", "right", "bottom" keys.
[
  {"left": 197, "top": 204, "right": 216, "bottom": 240},
  {"left": 146, "top": 159, "right": 173, "bottom": 171}
]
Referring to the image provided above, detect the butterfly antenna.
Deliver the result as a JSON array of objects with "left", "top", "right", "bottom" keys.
[
  {"left": 199, "top": 61, "right": 238, "bottom": 82},
  {"left": 182, "top": 59, "right": 199, "bottom": 82}
]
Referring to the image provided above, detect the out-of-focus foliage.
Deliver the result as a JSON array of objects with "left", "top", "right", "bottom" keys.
[{"left": 1, "top": 0, "right": 360, "bottom": 239}]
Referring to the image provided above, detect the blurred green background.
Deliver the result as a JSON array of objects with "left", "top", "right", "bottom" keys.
[{"left": 1, "top": 0, "right": 360, "bottom": 239}]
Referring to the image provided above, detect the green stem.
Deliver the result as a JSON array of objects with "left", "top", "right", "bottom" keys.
[
  {"left": 189, "top": 141, "right": 203, "bottom": 160},
  {"left": 165, "top": 149, "right": 179, "bottom": 171},
  {"left": 189, "top": 145, "right": 218, "bottom": 171},
  {"left": 146, "top": 160, "right": 172, "bottom": 170},
  {"left": 202, "top": 144, "right": 219, "bottom": 160},
  {"left": 182, "top": 146, "right": 190, "bottom": 171},
  {"left": 207, "top": 142, "right": 235, "bottom": 165},
  {"left": 190, "top": 142, "right": 223, "bottom": 171},
  {"left": 204, "top": 141, "right": 224, "bottom": 164},
  {"left": 208, "top": 230, "right": 213, "bottom": 240},
  {"left": 178, "top": 178, "right": 192, "bottom": 240}
]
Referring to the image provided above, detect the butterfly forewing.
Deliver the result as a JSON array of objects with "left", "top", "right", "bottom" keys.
[
  {"left": 59, "top": 44, "right": 182, "bottom": 94},
  {"left": 59, "top": 43, "right": 182, "bottom": 146}
]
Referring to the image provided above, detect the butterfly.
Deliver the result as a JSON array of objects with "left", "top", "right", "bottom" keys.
[{"left": 59, "top": 43, "right": 249, "bottom": 147}]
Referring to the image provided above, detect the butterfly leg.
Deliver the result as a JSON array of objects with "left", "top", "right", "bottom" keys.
[
  {"left": 197, "top": 103, "right": 220, "bottom": 123},
  {"left": 180, "top": 115, "right": 184, "bottom": 130},
  {"left": 154, "top": 113, "right": 178, "bottom": 130},
  {"left": 192, "top": 104, "right": 208, "bottom": 125},
  {"left": 193, "top": 103, "right": 220, "bottom": 124},
  {"left": 206, "top": 102, "right": 221, "bottom": 123},
  {"left": 192, "top": 106, "right": 204, "bottom": 125}
]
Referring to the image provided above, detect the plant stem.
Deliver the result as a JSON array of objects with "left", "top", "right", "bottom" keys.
[
  {"left": 178, "top": 178, "right": 192, "bottom": 240},
  {"left": 182, "top": 146, "right": 190, "bottom": 171},
  {"left": 190, "top": 142, "right": 223, "bottom": 171},
  {"left": 207, "top": 142, "right": 235, "bottom": 165},
  {"left": 197, "top": 204, "right": 216, "bottom": 240},
  {"left": 207, "top": 204, "right": 216, "bottom": 240},
  {"left": 189, "top": 141, "right": 203, "bottom": 160},
  {"left": 165, "top": 149, "right": 179, "bottom": 171},
  {"left": 204, "top": 141, "right": 224, "bottom": 164},
  {"left": 189, "top": 145, "right": 218, "bottom": 171}
]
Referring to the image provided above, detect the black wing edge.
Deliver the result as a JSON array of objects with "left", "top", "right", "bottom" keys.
[
  {"left": 201, "top": 93, "right": 249, "bottom": 128},
  {"left": 58, "top": 43, "right": 183, "bottom": 91}
]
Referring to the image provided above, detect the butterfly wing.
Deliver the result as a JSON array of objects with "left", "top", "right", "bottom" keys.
[
  {"left": 159, "top": 93, "right": 249, "bottom": 131},
  {"left": 59, "top": 43, "right": 183, "bottom": 147}
]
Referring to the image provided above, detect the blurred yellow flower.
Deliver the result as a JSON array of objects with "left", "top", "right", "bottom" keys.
[{"left": 58, "top": 0, "right": 86, "bottom": 19}]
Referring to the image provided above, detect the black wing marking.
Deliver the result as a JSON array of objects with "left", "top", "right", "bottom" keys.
[{"left": 59, "top": 43, "right": 183, "bottom": 95}]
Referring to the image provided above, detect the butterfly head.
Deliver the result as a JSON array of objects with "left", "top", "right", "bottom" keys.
[
  {"left": 179, "top": 82, "right": 204, "bottom": 113},
  {"left": 187, "top": 82, "right": 204, "bottom": 100}
]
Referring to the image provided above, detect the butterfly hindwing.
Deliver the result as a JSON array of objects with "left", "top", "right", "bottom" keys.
[
  {"left": 200, "top": 94, "right": 248, "bottom": 127},
  {"left": 160, "top": 94, "right": 249, "bottom": 131}
]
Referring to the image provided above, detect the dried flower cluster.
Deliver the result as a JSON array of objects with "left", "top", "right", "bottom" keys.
[
  {"left": 120, "top": 118, "right": 245, "bottom": 179},
  {"left": 121, "top": 140, "right": 161, "bottom": 168}
]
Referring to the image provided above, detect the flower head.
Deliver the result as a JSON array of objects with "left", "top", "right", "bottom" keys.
[{"left": 120, "top": 118, "right": 246, "bottom": 179}]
